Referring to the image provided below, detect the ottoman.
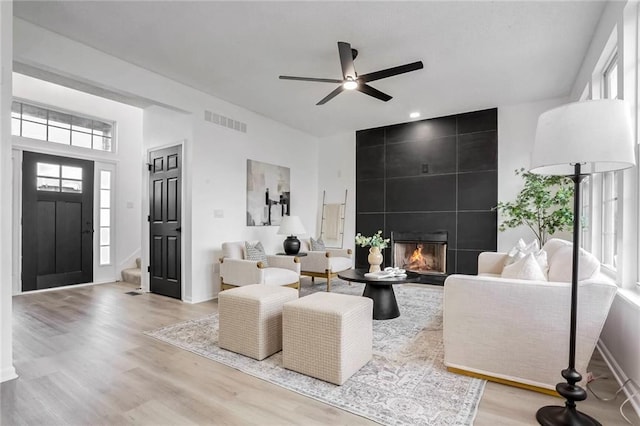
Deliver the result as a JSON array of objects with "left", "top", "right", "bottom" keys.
[
  {"left": 218, "top": 284, "right": 298, "bottom": 360},
  {"left": 282, "top": 292, "right": 373, "bottom": 385}
]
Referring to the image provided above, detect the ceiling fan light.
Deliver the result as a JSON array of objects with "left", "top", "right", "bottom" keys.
[{"left": 343, "top": 79, "right": 358, "bottom": 90}]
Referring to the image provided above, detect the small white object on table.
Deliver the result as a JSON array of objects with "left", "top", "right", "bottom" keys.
[{"left": 364, "top": 267, "right": 407, "bottom": 279}]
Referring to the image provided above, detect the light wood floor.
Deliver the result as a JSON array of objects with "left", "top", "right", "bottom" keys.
[{"left": 1, "top": 280, "right": 637, "bottom": 425}]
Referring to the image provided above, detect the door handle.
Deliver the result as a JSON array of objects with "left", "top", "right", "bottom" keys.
[{"left": 175, "top": 227, "right": 182, "bottom": 232}]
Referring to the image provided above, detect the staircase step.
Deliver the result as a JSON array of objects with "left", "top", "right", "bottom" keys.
[{"left": 121, "top": 267, "right": 141, "bottom": 286}]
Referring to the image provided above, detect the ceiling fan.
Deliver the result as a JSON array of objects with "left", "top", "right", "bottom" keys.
[{"left": 279, "top": 41, "right": 424, "bottom": 105}]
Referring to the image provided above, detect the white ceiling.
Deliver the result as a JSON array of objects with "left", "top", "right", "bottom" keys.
[{"left": 13, "top": 1, "right": 606, "bottom": 138}]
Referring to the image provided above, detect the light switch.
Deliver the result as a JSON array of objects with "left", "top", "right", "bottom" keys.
[{"left": 214, "top": 209, "right": 224, "bottom": 218}]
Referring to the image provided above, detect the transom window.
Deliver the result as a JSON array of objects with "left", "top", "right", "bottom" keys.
[
  {"left": 12, "top": 101, "right": 114, "bottom": 152},
  {"left": 603, "top": 53, "right": 618, "bottom": 100}
]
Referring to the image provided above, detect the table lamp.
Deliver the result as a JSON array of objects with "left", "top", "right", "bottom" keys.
[
  {"left": 277, "top": 215, "right": 306, "bottom": 255},
  {"left": 530, "top": 99, "right": 635, "bottom": 426}
]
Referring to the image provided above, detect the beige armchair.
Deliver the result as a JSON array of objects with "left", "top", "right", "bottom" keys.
[
  {"left": 219, "top": 241, "right": 301, "bottom": 291},
  {"left": 298, "top": 239, "right": 353, "bottom": 291}
]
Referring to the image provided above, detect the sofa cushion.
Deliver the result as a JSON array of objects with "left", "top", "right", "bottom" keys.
[
  {"left": 501, "top": 253, "right": 547, "bottom": 281},
  {"left": 263, "top": 268, "right": 299, "bottom": 286},
  {"left": 548, "top": 245, "right": 600, "bottom": 282},
  {"left": 328, "top": 256, "right": 352, "bottom": 273},
  {"left": 245, "top": 241, "right": 269, "bottom": 267},
  {"left": 542, "top": 238, "right": 572, "bottom": 259},
  {"left": 310, "top": 236, "right": 326, "bottom": 251}
]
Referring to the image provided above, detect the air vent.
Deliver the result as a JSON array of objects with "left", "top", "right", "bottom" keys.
[{"left": 204, "top": 110, "right": 247, "bottom": 133}]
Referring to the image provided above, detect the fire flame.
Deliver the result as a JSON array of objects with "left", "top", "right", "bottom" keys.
[{"left": 407, "top": 244, "right": 434, "bottom": 271}]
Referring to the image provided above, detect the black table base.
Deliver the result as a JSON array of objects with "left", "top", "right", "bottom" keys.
[
  {"left": 337, "top": 269, "right": 420, "bottom": 320},
  {"left": 363, "top": 283, "right": 400, "bottom": 320}
]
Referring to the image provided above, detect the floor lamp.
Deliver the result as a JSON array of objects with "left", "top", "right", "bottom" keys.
[{"left": 530, "top": 99, "right": 635, "bottom": 426}]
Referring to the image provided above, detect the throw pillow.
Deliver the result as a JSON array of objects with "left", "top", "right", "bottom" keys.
[
  {"left": 310, "top": 236, "right": 326, "bottom": 251},
  {"left": 504, "top": 238, "right": 549, "bottom": 278},
  {"left": 245, "top": 241, "right": 269, "bottom": 267},
  {"left": 548, "top": 245, "right": 600, "bottom": 282},
  {"left": 505, "top": 238, "right": 539, "bottom": 264},
  {"left": 501, "top": 253, "right": 548, "bottom": 281}
]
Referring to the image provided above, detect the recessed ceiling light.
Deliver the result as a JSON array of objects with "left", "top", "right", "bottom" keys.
[{"left": 410, "top": 112, "right": 421, "bottom": 119}]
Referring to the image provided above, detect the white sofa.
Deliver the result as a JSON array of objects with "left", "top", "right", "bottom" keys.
[
  {"left": 443, "top": 239, "right": 617, "bottom": 395},
  {"left": 219, "top": 241, "right": 301, "bottom": 291},
  {"left": 298, "top": 239, "right": 353, "bottom": 291}
]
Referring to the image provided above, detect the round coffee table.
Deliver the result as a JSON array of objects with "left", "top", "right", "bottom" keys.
[{"left": 337, "top": 269, "right": 421, "bottom": 320}]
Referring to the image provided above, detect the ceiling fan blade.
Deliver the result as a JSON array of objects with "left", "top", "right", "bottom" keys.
[
  {"left": 359, "top": 61, "right": 424, "bottom": 83},
  {"left": 317, "top": 85, "right": 345, "bottom": 105},
  {"left": 279, "top": 75, "right": 343, "bottom": 83},
  {"left": 337, "top": 41, "right": 356, "bottom": 79},
  {"left": 357, "top": 84, "right": 392, "bottom": 102}
]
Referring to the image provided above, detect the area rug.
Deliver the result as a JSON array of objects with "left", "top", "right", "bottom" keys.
[{"left": 145, "top": 281, "right": 485, "bottom": 425}]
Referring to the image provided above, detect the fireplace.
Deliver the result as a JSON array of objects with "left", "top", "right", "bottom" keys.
[{"left": 391, "top": 231, "right": 448, "bottom": 278}]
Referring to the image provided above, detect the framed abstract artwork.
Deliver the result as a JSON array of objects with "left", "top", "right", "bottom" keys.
[{"left": 246, "top": 159, "right": 290, "bottom": 226}]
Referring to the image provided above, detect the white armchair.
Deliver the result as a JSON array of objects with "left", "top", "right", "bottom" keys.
[
  {"left": 219, "top": 241, "right": 301, "bottom": 291},
  {"left": 298, "top": 239, "right": 353, "bottom": 291},
  {"left": 443, "top": 239, "right": 617, "bottom": 395}
]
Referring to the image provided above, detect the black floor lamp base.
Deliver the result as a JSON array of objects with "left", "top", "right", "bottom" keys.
[{"left": 536, "top": 405, "right": 602, "bottom": 426}]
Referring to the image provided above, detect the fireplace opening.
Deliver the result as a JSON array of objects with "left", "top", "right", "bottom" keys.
[{"left": 391, "top": 231, "right": 447, "bottom": 276}]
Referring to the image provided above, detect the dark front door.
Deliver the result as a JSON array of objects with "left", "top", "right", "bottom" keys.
[
  {"left": 149, "top": 145, "right": 182, "bottom": 299},
  {"left": 22, "top": 152, "right": 94, "bottom": 291}
]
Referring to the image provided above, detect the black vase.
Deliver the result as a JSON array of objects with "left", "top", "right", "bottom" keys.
[{"left": 283, "top": 236, "right": 300, "bottom": 255}]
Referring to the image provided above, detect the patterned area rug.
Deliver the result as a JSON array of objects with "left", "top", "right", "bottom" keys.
[{"left": 145, "top": 281, "right": 485, "bottom": 425}]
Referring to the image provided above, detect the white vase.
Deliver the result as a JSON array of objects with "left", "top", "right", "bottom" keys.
[{"left": 368, "top": 247, "right": 383, "bottom": 273}]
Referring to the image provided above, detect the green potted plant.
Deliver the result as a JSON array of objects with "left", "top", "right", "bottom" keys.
[{"left": 494, "top": 168, "right": 574, "bottom": 247}]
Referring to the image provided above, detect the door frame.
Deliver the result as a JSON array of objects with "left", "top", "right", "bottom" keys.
[
  {"left": 11, "top": 145, "right": 118, "bottom": 294},
  {"left": 142, "top": 142, "right": 186, "bottom": 300}
]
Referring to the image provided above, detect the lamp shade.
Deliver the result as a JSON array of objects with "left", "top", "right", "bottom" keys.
[
  {"left": 530, "top": 99, "right": 635, "bottom": 175},
  {"left": 277, "top": 215, "right": 306, "bottom": 236}
]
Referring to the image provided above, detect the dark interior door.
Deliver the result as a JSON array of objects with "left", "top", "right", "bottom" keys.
[
  {"left": 22, "top": 152, "right": 94, "bottom": 291},
  {"left": 149, "top": 145, "right": 182, "bottom": 299}
]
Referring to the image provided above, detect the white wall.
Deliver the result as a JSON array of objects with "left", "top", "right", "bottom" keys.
[
  {"left": 13, "top": 18, "right": 320, "bottom": 303},
  {"left": 496, "top": 97, "right": 567, "bottom": 251},
  {"left": 316, "top": 132, "right": 356, "bottom": 252},
  {"left": 0, "top": 0, "right": 17, "bottom": 383},
  {"left": 570, "top": 0, "right": 626, "bottom": 100},
  {"left": 11, "top": 74, "right": 144, "bottom": 287},
  {"left": 599, "top": 293, "right": 640, "bottom": 404},
  {"left": 190, "top": 117, "right": 318, "bottom": 302}
]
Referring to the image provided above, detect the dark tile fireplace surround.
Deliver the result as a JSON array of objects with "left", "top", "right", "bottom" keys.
[{"left": 355, "top": 108, "right": 498, "bottom": 284}]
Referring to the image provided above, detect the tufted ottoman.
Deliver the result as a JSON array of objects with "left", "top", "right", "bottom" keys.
[
  {"left": 218, "top": 284, "right": 298, "bottom": 360},
  {"left": 282, "top": 292, "right": 373, "bottom": 385}
]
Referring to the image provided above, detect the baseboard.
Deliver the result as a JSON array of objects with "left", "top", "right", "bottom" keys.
[
  {"left": 0, "top": 366, "right": 18, "bottom": 383},
  {"left": 597, "top": 340, "right": 640, "bottom": 417},
  {"left": 18, "top": 281, "right": 108, "bottom": 295},
  {"left": 446, "top": 367, "right": 561, "bottom": 397},
  {"left": 185, "top": 293, "right": 217, "bottom": 304}
]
